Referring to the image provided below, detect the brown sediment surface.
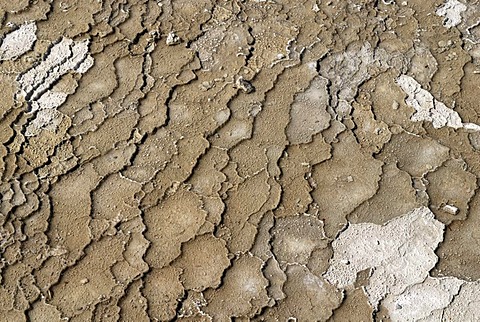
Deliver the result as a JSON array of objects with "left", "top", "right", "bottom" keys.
[{"left": 1, "top": 0, "right": 480, "bottom": 320}]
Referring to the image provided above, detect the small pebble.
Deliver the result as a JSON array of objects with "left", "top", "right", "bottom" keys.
[
  {"left": 235, "top": 76, "right": 254, "bottom": 93},
  {"left": 166, "top": 32, "right": 181, "bottom": 46},
  {"left": 442, "top": 204, "right": 459, "bottom": 215}
]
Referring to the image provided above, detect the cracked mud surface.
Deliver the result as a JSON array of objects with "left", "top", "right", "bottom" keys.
[{"left": 0, "top": 0, "right": 480, "bottom": 321}]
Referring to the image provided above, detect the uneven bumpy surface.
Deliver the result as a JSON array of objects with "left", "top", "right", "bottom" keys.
[{"left": 1, "top": 0, "right": 480, "bottom": 321}]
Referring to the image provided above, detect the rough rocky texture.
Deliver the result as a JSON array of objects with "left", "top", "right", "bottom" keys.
[{"left": 1, "top": 0, "right": 480, "bottom": 321}]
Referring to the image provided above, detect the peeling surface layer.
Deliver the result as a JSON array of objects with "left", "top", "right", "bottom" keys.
[{"left": 1, "top": 0, "right": 480, "bottom": 321}]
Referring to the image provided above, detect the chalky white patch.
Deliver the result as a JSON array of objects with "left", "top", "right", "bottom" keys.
[
  {"left": 396, "top": 75, "right": 480, "bottom": 131},
  {"left": 0, "top": 22, "right": 37, "bottom": 60},
  {"left": 324, "top": 207, "right": 444, "bottom": 308},
  {"left": 436, "top": 0, "right": 467, "bottom": 29},
  {"left": 17, "top": 37, "right": 94, "bottom": 136}
]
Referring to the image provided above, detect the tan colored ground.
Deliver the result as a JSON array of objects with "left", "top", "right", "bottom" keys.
[{"left": 0, "top": 0, "right": 480, "bottom": 321}]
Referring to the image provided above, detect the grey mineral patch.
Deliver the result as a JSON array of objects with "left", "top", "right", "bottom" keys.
[
  {"left": 320, "top": 42, "right": 376, "bottom": 118},
  {"left": 384, "top": 276, "right": 480, "bottom": 322},
  {"left": 383, "top": 276, "right": 464, "bottom": 321},
  {"left": 443, "top": 281, "right": 480, "bottom": 320},
  {"left": 286, "top": 76, "right": 331, "bottom": 144}
]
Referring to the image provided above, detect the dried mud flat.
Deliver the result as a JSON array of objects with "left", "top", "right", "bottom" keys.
[{"left": 1, "top": 0, "right": 480, "bottom": 321}]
